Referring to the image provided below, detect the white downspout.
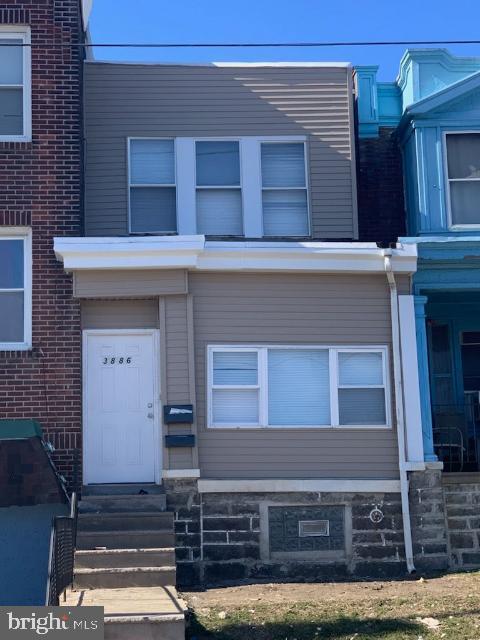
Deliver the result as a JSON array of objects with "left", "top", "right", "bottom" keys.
[{"left": 384, "top": 251, "right": 416, "bottom": 574}]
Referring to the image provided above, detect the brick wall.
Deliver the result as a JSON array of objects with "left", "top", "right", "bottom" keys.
[
  {"left": 0, "top": 1, "right": 83, "bottom": 485},
  {"left": 357, "top": 128, "right": 406, "bottom": 246}
]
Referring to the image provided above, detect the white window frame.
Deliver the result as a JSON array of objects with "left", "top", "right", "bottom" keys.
[
  {"left": 443, "top": 130, "right": 480, "bottom": 230},
  {"left": 207, "top": 345, "right": 391, "bottom": 429},
  {"left": 0, "top": 227, "right": 32, "bottom": 350},
  {"left": 127, "top": 137, "right": 178, "bottom": 234},
  {"left": 194, "top": 138, "right": 244, "bottom": 235},
  {"left": 127, "top": 135, "right": 310, "bottom": 237},
  {"left": 0, "top": 26, "right": 31, "bottom": 142},
  {"left": 260, "top": 140, "right": 311, "bottom": 237}
]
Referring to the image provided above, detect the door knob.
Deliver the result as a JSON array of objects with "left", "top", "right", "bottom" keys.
[{"left": 147, "top": 412, "right": 154, "bottom": 419}]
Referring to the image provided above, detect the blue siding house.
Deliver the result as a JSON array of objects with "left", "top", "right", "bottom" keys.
[{"left": 357, "top": 49, "right": 480, "bottom": 473}]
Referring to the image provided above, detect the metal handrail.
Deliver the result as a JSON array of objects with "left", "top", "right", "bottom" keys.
[{"left": 45, "top": 492, "right": 78, "bottom": 606}]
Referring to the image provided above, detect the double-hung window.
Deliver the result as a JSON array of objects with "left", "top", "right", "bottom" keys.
[
  {"left": 208, "top": 346, "right": 389, "bottom": 428},
  {"left": 0, "top": 230, "right": 32, "bottom": 350},
  {"left": 196, "top": 141, "right": 243, "bottom": 235},
  {"left": 261, "top": 142, "right": 309, "bottom": 236},
  {"left": 0, "top": 28, "right": 31, "bottom": 140},
  {"left": 445, "top": 132, "right": 480, "bottom": 227},
  {"left": 129, "top": 139, "right": 177, "bottom": 233}
]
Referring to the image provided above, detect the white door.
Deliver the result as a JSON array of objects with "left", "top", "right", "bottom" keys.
[{"left": 84, "top": 331, "right": 159, "bottom": 484}]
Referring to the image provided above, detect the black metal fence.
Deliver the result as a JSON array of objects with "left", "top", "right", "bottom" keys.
[{"left": 45, "top": 493, "right": 78, "bottom": 605}]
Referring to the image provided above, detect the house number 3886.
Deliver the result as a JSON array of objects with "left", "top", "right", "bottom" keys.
[{"left": 102, "top": 357, "right": 132, "bottom": 365}]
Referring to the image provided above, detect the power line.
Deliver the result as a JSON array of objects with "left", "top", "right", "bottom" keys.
[{"left": 2, "top": 39, "right": 480, "bottom": 48}]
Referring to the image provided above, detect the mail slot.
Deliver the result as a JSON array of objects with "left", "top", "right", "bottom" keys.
[
  {"left": 165, "top": 434, "right": 196, "bottom": 448},
  {"left": 163, "top": 404, "right": 194, "bottom": 424}
]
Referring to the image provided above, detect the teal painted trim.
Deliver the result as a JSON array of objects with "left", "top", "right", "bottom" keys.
[
  {"left": 355, "top": 66, "right": 380, "bottom": 139},
  {"left": 414, "top": 295, "right": 437, "bottom": 461},
  {"left": 408, "top": 70, "right": 480, "bottom": 116},
  {"left": 378, "top": 83, "right": 402, "bottom": 127}
]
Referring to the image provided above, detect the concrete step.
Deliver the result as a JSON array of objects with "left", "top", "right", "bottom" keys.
[
  {"left": 75, "top": 548, "right": 175, "bottom": 569},
  {"left": 74, "top": 565, "right": 176, "bottom": 589},
  {"left": 82, "top": 484, "right": 165, "bottom": 497},
  {"left": 77, "top": 530, "right": 175, "bottom": 550},
  {"left": 79, "top": 494, "right": 167, "bottom": 514},
  {"left": 77, "top": 512, "right": 173, "bottom": 532},
  {"left": 63, "top": 586, "right": 186, "bottom": 640}
]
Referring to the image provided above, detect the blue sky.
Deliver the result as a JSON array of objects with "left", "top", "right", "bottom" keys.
[{"left": 89, "top": 0, "right": 480, "bottom": 80}]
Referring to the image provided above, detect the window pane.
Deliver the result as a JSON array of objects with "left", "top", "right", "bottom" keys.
[
  {"left": 212, "top": 389, "right": 259, "bottom": 424},
  {"left": 0, "top": 239, "right": 24, "bottom": 288},
  {"left": 268, "top": 349, "right": 330, "bottom": 425},
  {"left": 0, "top": 39, "right": 23, "bottom": 84},
  {"left": 447, "top": 134, "right": 480, "bottom": 179},
  {"left": 0, "top": 291, "right": 24, "bottom": 343},
  {"left": 130, "top": 187, "right": 177, "bottom": 232},
  {"left": 339, "top": 388, "right": 386, "bottom": 425},
  {"left": 130, "top": 139, "right": 175, "bottom": 185},
  {"left": 0, "top": 88, "right": 23, "bottom": 135},
  {"left": 338, "top": 352, "right": 383, "bottom": 386},
  {"left": 197, "top": 189, "right": 243, "bottom": 235},
  {"left": 263, "top": 190, "right": 308, "bottom": 236},
  {"left": 450, "top": 181, "right": 480, "bottom": 225},
  {"left": 196, "top": 141, "right": 240, "bottom": 186},
  {"left": 213, "top": 351, "right": 258, "bottom": 385},
  {"left": 261, "top": 143, "right": 306, "bottom": 188}
]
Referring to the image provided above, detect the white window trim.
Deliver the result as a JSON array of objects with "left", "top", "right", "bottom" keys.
[
  {"left": 0, "top": 227, "right": 32, "bottom": 350},
  {"left": 443, "top": 130, "right": 480, "bottom": 230},
  {"left": 260, "top": 140, "right": 311, "bottom": 238},
  {"left": 207, "top": 344, "right": 391, "bottom": 430},
  {"left": 127, "top": 137, "right": 178, "bottom": 234},
  {"left": 127, "top": 135, "right": 309, "bottom": 237},
  {"left": 0, "top": 26, "right": 31, "bottom": 142},
  {"left": 194, "top": 139, "right": 244, "bottom": 235}
]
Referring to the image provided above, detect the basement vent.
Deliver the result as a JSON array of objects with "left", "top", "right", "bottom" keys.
[{"left": 298, "top": 519, "right": 329, "bottom": 537}]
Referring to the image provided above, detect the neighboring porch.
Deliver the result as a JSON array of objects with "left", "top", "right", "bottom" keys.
[{"left": 416, "top": 289, "right": 480, "bottom": 472}]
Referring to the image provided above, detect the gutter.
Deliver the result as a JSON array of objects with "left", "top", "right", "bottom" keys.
[{"left": 384, "top": 251, "right": 416, "bottom": 574}]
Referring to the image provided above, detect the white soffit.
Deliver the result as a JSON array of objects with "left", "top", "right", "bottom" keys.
[{"left": 53, "top": 236, "right": 417, "bottom": 274}]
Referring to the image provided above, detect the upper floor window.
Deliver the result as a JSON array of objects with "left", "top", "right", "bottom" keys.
[
  {"left": 129, "top": 139, "right": 177, "bottom": 233},
  {"left": 196, "top": 141, "right": 243, "bottom": 235},
  {"left": 0, "top": 230, "right": 32, "bottom": 350},
  {"left": 0, "top": 28, "right": 31, "bottom": 141},
  {"left": 446, "top": 132, "right": 480, "bottom": 227},
  {"left": 261, "top": 142, "right": 309, "bottom": 236},
  {"left": 127, "top": 136, "right": 309, "bottom": 238},
  {"left": 207, "top": 345, "right": 389, "bottom": 428}
]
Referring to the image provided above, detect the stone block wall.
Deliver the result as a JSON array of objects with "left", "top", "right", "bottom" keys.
[
  {"left": 166, "top": 480, "right": 409, "bottom": 587},
  {"left": 443, "top": 479, "right": 480, "bottom": 569},
  {"left": 409, "top": 469, "right": 450, "bottom": 572}
]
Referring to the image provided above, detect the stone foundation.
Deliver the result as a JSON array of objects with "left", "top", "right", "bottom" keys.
[
  {"left": 165, "top": 479, "right": 408, "bottom": 587},
  {"left": 443, "top": 476, "right": 480, "bottom": 569}
]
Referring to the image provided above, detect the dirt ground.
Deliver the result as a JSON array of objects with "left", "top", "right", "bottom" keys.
[
  {"left": 183, "top": 571, "right": 480, "bottom": 608},
  {"left": 182, "top": 572, "right": 480, "bottom": 640}
]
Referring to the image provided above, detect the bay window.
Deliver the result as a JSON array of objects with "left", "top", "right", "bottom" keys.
[
  {"left": 445, "top": 132, "right": 480, "bottom": 227},
  {"left": 208, "top": 346, "right": 389, "bottom": 428}
]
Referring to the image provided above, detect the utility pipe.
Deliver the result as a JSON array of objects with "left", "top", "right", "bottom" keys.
[{"left": 384, "top": 251, "right": 416, "bottom": 574}]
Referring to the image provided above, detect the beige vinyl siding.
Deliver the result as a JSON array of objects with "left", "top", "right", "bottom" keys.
[
  {"left": 74, "top": 269, "right": 187, "bottom": 298},
  {"left": 81, "top": 299, "right": 159, "bottom": 329},
  {"left": 160, "top": 295, "right": 197, "bottom": 471},
  {"left": 84, "top": 63, "right": 356, "bottom": 239},
  {"left": 189, "top": 272, "right": 399, "bottom": 480}
]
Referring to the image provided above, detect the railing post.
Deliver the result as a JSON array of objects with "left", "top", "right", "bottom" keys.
[{"left": 414, "top": 295, "right": 437, "bottom": 461}]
